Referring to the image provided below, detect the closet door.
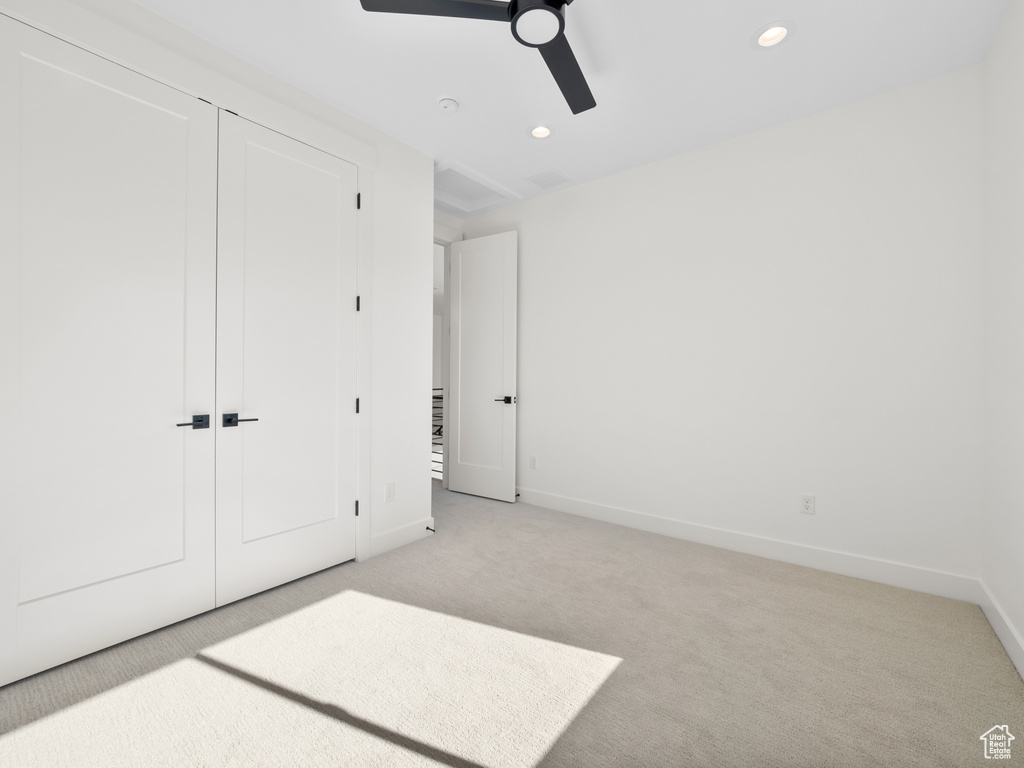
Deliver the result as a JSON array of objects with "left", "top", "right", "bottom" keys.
[
  {"left": 0, "top": 17, "right": 218, "bottom": 685},
  {"left": 216, "top": 113, "right": 358, "bottom": 606}
]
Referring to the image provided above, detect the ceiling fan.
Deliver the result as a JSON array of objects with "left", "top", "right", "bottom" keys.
[{"left": 359, "top": 0, "right": 597, "bottom": 114}]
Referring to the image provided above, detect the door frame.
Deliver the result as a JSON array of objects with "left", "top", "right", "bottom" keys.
[
  {"left": 355, "top": 170, "right": 373, "bottom": 561},
  {"left": 434, "top": 236, "right": 453, "bottom": 490}
]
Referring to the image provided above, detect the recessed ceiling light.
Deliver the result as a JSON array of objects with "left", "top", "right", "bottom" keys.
[
  {"left": 758, "top": 26, "right": 787, "bottom": 46},
  {"left": 752, "top": 21, "right": 794, "bottom": 49},
  {"left": 531, "top": 126, "right": 551, "bottom": 139}
]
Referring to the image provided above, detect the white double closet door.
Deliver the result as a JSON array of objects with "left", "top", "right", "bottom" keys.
[
  {"left": 0, "top": 17, "right": 357, "bottom": 686},
  {"left": 216, "top": 113, "right": 358, "bottom": 606}
]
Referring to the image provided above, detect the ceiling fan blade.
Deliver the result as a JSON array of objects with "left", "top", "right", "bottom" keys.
[
  {"left": 359, "top": 0, "right": 510, "bottom": 22},
  {"left": 538, "top": 34, "right": 596, "bottom": 114}
]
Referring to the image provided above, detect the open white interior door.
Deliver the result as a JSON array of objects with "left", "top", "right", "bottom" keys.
[{"left": 448, "top": 232, "right": 518, "bottom": 503}]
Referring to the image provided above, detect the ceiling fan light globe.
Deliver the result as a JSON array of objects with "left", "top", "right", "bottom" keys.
[{"left": 511, "top": 1, "right": 565, "bottom": 48}]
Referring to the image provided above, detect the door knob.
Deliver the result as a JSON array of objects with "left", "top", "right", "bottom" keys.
[
  {"left": 494, "top": 396, "right": 514, "bottom": 404},
  {"left": 222, "top": 413, "right": 259, "bottom": 427},
  {"left": 176, "top": 414, "right": 210, "bottom": 429}
]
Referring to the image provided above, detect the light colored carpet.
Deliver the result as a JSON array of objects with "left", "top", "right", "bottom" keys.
[
  {"left": 1, "top": 592, "right": 619, "bottom": 767},
  {"left": 1, "top": 484, "right": 1022, "bottom": 767}
]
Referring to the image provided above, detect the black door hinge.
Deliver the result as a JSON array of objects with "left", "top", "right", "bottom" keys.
[
  {"left": 356, "top": 398, "right": 360, "bottom": 414},
  {"left": 355, "top": 500, "right": 359, "bottom": 517},
  {"left": 356, "top": 193, "right": 361, "bottom": 209},
  {"left": 356, "top": 295, "right": 361, "bottom": 311}
]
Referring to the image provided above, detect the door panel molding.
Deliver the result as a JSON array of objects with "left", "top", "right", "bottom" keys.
[
  {"left": 215, "top": 112, "right": 358, "bottom": 606},
  {"left": 0, "top": 15, "right": 218, "bottom": 687}
]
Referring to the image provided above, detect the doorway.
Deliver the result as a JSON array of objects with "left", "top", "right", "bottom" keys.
[{"left": 432, "top": 230, "right": 518, "bottom": 502}]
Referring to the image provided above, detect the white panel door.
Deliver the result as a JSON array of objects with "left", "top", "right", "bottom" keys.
[
  {"left": 0, "top": 16, "right": 218, "bottom": 685},
  {"left": 216, "top": 113, "right": 358, "bottom": 606},
  {"left": 448, "top": 232, "right": 518, "bottom": 502}
]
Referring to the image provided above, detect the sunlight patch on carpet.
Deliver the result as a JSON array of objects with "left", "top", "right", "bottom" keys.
[
  {"left": 202, "top": 591, "right": 622, "bottom": 767},
  {"left": 0, "top": 591, "right": 621, "bottom": 767},
  {"left": 0, "top": 658, "right": 447, "bottom": 767}
]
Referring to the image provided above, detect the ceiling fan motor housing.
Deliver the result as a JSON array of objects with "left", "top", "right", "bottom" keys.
[{"left": 509, "top": 0, "right": 566, "bottom": 48}]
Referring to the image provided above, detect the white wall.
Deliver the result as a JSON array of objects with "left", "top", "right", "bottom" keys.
[
  {"left": 2, "top": 0, "right": 435, "bottom": 560},
  {"left": 464, "top": 66, "right": 988, "bottom": 599},
  {"left": 366, "top": 139, "right": 434, "bottom": 556},
  {"left": 983, "top": 0, "right": 1024, "bottom": 673}
]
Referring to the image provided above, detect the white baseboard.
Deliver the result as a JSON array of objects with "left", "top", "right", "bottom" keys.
[
  {"left": 517, "top": 487, "right": 1024, "bottom": 677},
  {"left": 978, "top": 582, "right": 1024, "bottom": 681},
  {"left": 380, "top": 490, "right": 1024, "bottom": 677},
  {"left": 369, "top": 516, "right": 434, "bottom": 559},
  {"left": 516, "top": 488, "right": 985, "bottom": 604}
]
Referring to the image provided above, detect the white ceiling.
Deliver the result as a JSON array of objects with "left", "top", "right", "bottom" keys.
[{"left": 128, "top": 0, "right": 1009, "bottom": 218}]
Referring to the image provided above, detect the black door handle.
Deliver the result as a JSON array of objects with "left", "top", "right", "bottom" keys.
[
  {"left": 176, "top": 415, "right": 210, "bottom": 429},
  {"left": 223, "top": 413, "right": 259, "bottom": 427},
  {"left": 494, "top": 396, "right": 514, "bottom": 404}
]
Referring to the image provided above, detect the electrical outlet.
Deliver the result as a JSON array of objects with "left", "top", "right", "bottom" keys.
[
  {"left": 801, "top": 494, "right": 815, "bottom": 515},
  {"left": 529, "top": 455, "right": 538, "bottom": 470},
  {"left": 385, "top": 482, "right": 396, "bottom": 503}
]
